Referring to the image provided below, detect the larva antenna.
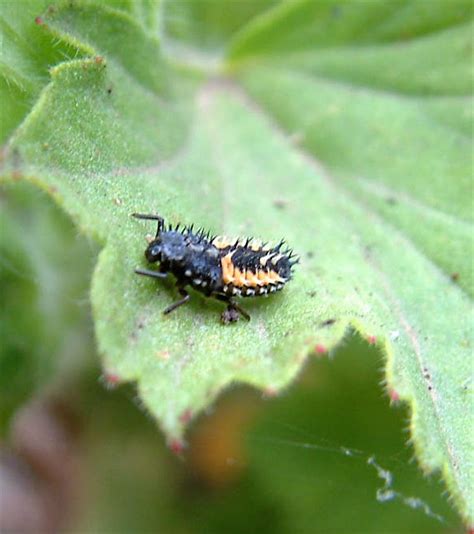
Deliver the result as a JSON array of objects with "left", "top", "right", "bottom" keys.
[{"left": 132, "top": 213, "right": 165, "bottom": 236}]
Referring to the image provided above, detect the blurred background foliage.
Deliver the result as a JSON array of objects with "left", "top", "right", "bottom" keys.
[{"left": 1, "top": 183, "right": 462, "bottom": 531}]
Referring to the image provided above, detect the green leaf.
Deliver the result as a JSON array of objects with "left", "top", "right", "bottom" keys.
[
  {"left": 70, "top": 340, "right": 462, "bottom": 532},
  {"left": 0, "top": 182, "right": 95, "bottom": 430},
  {"left": 1, "top": 0, "right": 472, "bottom": 524},
  {"left": 0, "top": 0, "right": 86, "bottom": 142}
]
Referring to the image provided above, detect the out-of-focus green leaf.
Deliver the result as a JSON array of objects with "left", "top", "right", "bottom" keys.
[
  {"left": 0, "top": 182, "right": 96, "bottom": 430},
  {"left": 70, "top": 336, "right": 462, "bottom": 533}
]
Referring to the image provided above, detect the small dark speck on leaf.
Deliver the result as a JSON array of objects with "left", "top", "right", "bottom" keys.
[
  {"left": 364, "top": 245, "right": 373, "bottom": 259},
  {"left": 386, "top": 196, "right": 397, "bottom": 205},
  {"left": 331, "top": 5, "right": 342, "bottom": 18},
  {"left": 450, "top": 272, "right": 460, "bottom": 282},
  {"left": 107, "top": 87, "right": 113, "bottom": 95},
  {"left": 306, "top": 290, "right": 317, "bottom": 298},
  {"left": 306, "top": 251, "right": 314, "bottom": 259},
  {"left": 320, "top": 318, "right": 336, "bottom": 327},
  {"left": 273, "top": 198, "right": 288, "bottom": 210}
]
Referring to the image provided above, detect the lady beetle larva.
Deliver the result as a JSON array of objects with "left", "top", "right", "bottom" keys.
[{"left": 132, "top": 213, "right": 299, "bottom": 323}]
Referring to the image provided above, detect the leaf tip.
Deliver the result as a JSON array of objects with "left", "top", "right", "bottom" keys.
[
  {"left": 367, "top": 334, "right": 377, "bottom": 345},
  {"left": 387, "top": 388, "right": 400, "bottom": 404},
  {"left": 100, "top": 370, "right": 123, "bottom": 390},
  {"left": 169, "top": 438, "right": 186, "bottom": 457},
  {"left": 315, "top": 343, "right": 327, "bottom": 355}
]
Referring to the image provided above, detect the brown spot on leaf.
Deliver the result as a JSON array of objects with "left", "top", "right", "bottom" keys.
[
  {"left": 155, "top": 350, "right": 170, "bottom": 360},
  {"left": 320, "top": 318, "right": 336, "bottom": 327},
  {"left": 273, "top": 198, "right": 288, "bottom": 210}
]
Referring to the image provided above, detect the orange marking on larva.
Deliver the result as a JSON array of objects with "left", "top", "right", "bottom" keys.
[
  {"left": 257, "top": 269, "right": 268, "bottom": 282},
  {"left": 233, "top": 266, "right": 247, "bottom": 287},
  {"left": 244, "top": 270, "right": 261, "bottom": 288},
  {"left": 268, "top": 270, "right": 278, "bottom": 282},
  {"left": 254, "top": 269, "right": 273, "bottom": 287},
  {"left": 221, "top": 254, "right": 235, "bottom": 284},
  {"left": 268, "top": 269, "right": 284, "bottom": 283},
  {"left": 220, "top": 256, "right": 227, "bottom": 281}
]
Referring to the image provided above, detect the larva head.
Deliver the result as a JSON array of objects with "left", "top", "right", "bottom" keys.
[
  {"left": 145, "top": 231, "right": 187, "bottom": 264},
  {"left": 133, "top": 213, "right": 189, "bottom": 265}
]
